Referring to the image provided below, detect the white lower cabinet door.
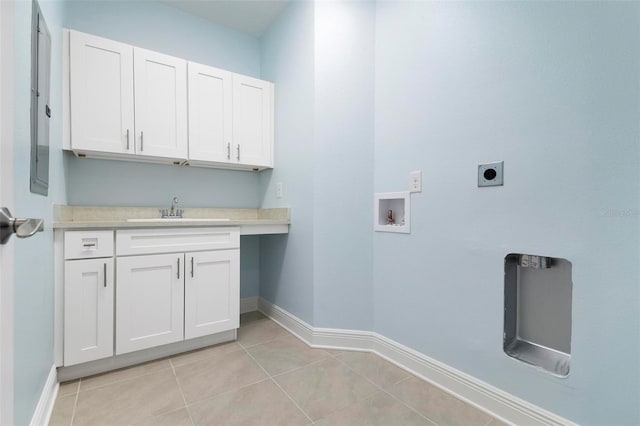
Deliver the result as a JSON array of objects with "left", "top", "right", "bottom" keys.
[
  {"left": 184, "top": 249, "right": 239, "bottom": 339},
  {"left": 64, "top": 258, "right": 114, "bottom": 366},
  {"left": 116, "top": 253, "right": 184, "bottom": 354}
]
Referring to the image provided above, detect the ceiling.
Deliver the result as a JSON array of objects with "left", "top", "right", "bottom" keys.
[{"left": 160, "top": 0, "right": 290, "bottom": 38}]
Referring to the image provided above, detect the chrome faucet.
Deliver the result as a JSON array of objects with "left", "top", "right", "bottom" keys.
[
  {"left": 170, "top": 197, "right": 179, "bottom": 216},
  {"left": 159, "top": 197, "right": 183, "bottom": 218}
]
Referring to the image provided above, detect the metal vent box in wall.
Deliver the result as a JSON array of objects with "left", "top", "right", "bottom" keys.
[{"left": 503, "top": 254, "right": 573, "bottom": 377}]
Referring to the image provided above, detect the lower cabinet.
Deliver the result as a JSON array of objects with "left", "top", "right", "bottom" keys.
[
  {"left": 185, "top": 250, "right": 239, "bottom": 339},
  {"left": 64, "top": 257, "right": 114, "bottom": 366},
  {"left": 63, "top": 227, "right": 240, "bottom": 366},
  {"left": 116, "top": 253, "right": 185, "bottom": 355}
]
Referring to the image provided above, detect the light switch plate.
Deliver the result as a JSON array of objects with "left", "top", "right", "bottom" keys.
[
  {"left": 409, "top": 170, "right": 422, "bottom": 193},
  {"left": 478, "top": 161, "right": 504, "bottom": 187},
  {"left": 275, "top": 182, "right": 283, "bottom": 199}
]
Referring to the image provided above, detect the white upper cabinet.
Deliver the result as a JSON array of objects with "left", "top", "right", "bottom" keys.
[
  {"left": 68, "top": 30, "right": 188, "bottom": 162},
  {"left": 70, "top": 31, "right": 134, "bottom": 155},
  {"left": 187, "top": 63, "right": 273, "bottom": 170},
  {"left": 134, "top": 48, "right": 188, "bottom": 160},
  {"left": 66, "top": 29, "right": 273, "bottom": 170},
  {"left": 232, "top": 74, "right": 274, "bottom": 169},
  {"left": 187, "top": 62, "right": 233, "bottom": 163}
]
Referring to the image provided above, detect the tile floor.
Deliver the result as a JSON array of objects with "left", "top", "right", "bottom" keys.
[{"left": 49, "top": 312, "right": 505, "bottom": 426}]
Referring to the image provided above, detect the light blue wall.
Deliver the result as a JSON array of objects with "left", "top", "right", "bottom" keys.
[
  {"left": 313, "top": 1, "right": 374, "bottom": 330},
  {"left": 63, "top": 0, "right": 263, "bottom": 210},
  {"left": 240, "top": 236, "right": 260, "bottom": 299},
  {"left": 64, "top": 0, "right": 260, "bottom": 77},
  {"left": 65, "top": 157, "right": 260, "bottom": 208},
  {"left": 13, "top": 0, "right": 67, "bottom": 424},
  {"left": 259, "top": 0, "right": 316, "bottom": 323},
  {"left": 373, "top": 2, "right": 639, "bottom": 424}
]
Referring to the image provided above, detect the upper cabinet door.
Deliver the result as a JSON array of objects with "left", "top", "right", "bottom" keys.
[
  {"left": 134, "top": 48, "right": 188, "bottom": 160},
  {"left": 232, "top": 74, "right": 274, "bottom": 168},
  {"left": 70, "top": 31, "right": 134, "bottom": 154},
  {"left": 187, "top": 62, "right": 233, "bottom": 163}
]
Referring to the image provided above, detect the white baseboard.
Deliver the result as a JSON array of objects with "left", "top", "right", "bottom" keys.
[
  {"left": 258, "top": 298, "right": 574, "bottom": 426},
  {"left": 30, "top": 364, "right": 58, "bottom": 426},
  {"left": 240, "top": 296, "right": 259, "bottom": 314}
]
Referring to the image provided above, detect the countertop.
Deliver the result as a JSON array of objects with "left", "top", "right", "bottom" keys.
[{"left": 53, "top": 205, "right": 290, "bottom": 233}]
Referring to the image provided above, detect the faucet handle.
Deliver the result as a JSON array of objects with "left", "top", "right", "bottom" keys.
[{"left": 176, "top": 209, "right": 184, "bottom": 218}]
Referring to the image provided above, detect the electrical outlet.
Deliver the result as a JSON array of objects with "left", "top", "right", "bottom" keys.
[
  {"left": 275, "top": 182, "right": 283, "bottom": 199},
  {"left": 478, "top": 161, "right": 504, "bottom": 187},
  {"left": 409, "top": 171, "right": 422, "bottom": 193}
]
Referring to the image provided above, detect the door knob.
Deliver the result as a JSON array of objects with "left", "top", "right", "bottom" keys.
[{"left": 0, "top": 207, "right": 44, "bottom": 245}]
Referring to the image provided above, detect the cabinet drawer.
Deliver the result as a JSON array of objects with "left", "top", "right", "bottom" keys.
[
  {"left": 116, "top": 227, "right": 240, "bottom": 256},
  {"left": 64, "top": 230, "right": 114, "bottom": 260}
]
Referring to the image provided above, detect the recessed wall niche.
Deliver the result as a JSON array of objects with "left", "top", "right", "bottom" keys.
[
  {"left": 374, "top": 192, "right": 410, "bottom": 234},
  {"left": 504, "top": 254, "right": 573, "bottom": 377}
]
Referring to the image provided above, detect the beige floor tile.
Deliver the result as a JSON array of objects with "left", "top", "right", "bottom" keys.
[
  {"left": 57, "top": 380, "right": 79, "bottom": 397},
  {"left": 335, "top": 351, "right": 410, "bottom": 389},
  {"left": 189, "top": 379, "right": 310, "bottom": 426},
  {"left": 387, "top": 377, "right": 492, "bottom": 426},
  {"left": 48, "top": 394, "right": 75, "bottom": 426},
  {"left": 170, "top": 341, "right": 243, "bottom": 368},
  {"left": 79, "top": 358, "right": 172, "bottom": 391},
  {"left": 175, "top": 349, "right": 267, "bottom": 404},
  {"left": 313, "top": 391, "right": 434, "bottom": 426},
  {"left": 237, "top": 319, "right": 288, "bottom": 348},
  {"left": 325, "top": 348, "right": 352, "bottom": 357},
  {"left": 247, "top": 332, "right": 330, "bottom": 375},
  {"left": 486, "top": 417, "right": 510, "bottom": 426},
  {"left": 240, "top": 310, "right": 267, "bottom": 325},
  {"left": 274, "top": 357, "right": 379, "bottom": 421},
  {"left": 73, "top": 369, "right": 185, "bottom": 425},
  {"left": 133, "top": 407, "right": 193, "bottom": 426}
]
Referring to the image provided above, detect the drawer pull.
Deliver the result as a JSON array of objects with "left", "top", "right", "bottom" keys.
[
  {"left": 83, "top": 242, "right": 96, "bottom": 248},
  {"left": 103, "top": 263, "right": 107, "bottom": 288}
]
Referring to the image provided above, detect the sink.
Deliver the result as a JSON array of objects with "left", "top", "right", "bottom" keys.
[{"left": 127, "top": 218, "right": 231, "bottom": 222}]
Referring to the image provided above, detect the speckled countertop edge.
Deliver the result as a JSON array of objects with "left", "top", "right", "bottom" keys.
[{"left": 53, "top": 205, "right": 290, "bottom": 229}]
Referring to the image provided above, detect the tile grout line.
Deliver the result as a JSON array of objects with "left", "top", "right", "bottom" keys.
[
  {"left": 69, "top": 378, "right": 81, "bottom": 426},
  {"left": 377, "top": 384, "right": 438, "bottom": 426},
  {"left": 330, "top": 353, "right": 437, "bottom": 426},
  {"left": 169, "top": 359, "right": 196, "bottom": 426},
  {"left": 77, "top": 364, "right": 174, "bottom": 393},
  {"left": 263, "top": 317, "right": 435, "bottom": 425},
  {"left": 241, "top": 343, "right": 315, "bottom": 425},
  {"left": 268, "top": 355, "right": 333, "bottom": 380}
]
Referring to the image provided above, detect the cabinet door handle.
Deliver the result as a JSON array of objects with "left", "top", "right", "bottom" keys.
[
  {"left": 177, "top": 257, "right": 180, "bottom": 279},
  {"left": 126, "top": 129, "right": 130, "bottom": 150},
  {"left": 140, "top": 131, "right": 144, "bottom": 152},
  {"left": 103, "top": 263, "right": 107, "bottom": 288},
  {"left": 191, "top": 256, "right": 194, "bottom": 278},
  {"left": 237, "top": 144, "right": 240, "bottom": 161},
  {"left": 227, "top": 143, "right": 231, "bottom": 160}
]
